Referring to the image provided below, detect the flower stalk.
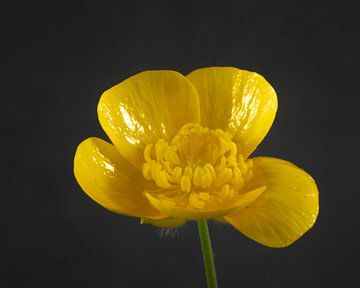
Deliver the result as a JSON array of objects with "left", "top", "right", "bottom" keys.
[{"left": 197, "top": 220, "right": 218, "bottom": 288}]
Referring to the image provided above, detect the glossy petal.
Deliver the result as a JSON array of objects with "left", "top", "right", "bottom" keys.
[
  {"left": 98, "top": 70, "right": 201, "bottom": 169},
  {"left": 145, "top": 186, "right": 265, "bottom": 220},
  {"left": 141, "top": 217, "right": 187, "bottom": 228},
  {"left": 74, "top": 137, "right": 166, "bottom": 219},
  {"left": 186, "top": 67, "right": 277, "bottom": 158},
  {"left": 224, "top": 157, "right": 319, "bottom": 248}
]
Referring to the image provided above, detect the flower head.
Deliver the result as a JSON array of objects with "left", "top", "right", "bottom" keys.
[{"left": 74, "top": 67, "right": 319, "bottom": 247}]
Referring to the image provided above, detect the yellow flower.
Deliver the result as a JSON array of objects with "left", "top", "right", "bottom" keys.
[{"left": 74, "top": 67, "right": 319, "bottom": 248}]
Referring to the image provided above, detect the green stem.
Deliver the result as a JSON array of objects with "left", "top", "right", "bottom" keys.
[{"left": 197, "top": 220, "right": 218, "bottom": 288}]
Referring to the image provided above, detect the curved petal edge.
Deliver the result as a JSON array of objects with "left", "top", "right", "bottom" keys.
[
  {"left": 74, "top": 137, "right": 166, "bottom": 219},
  {"left": 186, "top": 67, "right": 278, "bottom": 158},
  {"left": 224, "top": 157, "right": 319, "bottom": 248},
  {"left": 98, "top": 70, "right": 201, "bottom": 169}
]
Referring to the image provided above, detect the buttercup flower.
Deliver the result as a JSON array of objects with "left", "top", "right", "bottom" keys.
[{"left": 74, "top": 67, "right": 319, "bottom": 248}]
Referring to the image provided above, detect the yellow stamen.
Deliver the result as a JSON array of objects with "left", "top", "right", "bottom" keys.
[
  {"left": 189, "top": 193, "right": 206, "bottom": 209},
  {"left": 220, "top": 184, "right": 230, "bottom": 198},
  {"left": 232, "top": 167, "right": 242, "bottom": 184},
  {"left": 142, "top": 162, "right": 153, "bottom": 180},
  {"left": 144, "top": 144, "right": 153, "bottom": 162},
  {"left": 156, "top": 170, "right": 171, "bottom": 189},
  {"left": 180, "top": 175, "right": 192, "bottom": 193},
  {"left": 184, "top": 166, "right": 193, "bottom": 179},
  {"left": 142, "top": 123, "right": 254, "bottom": 210},
  {"left": 198, "top": 192, "right": 210, "bottom": 201}
]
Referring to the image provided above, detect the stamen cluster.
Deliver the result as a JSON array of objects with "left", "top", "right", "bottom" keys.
[{"left": 143, "top": 123, "right": 253, "bottom": 209}]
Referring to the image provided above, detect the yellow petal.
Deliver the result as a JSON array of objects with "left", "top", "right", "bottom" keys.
[
  {"left": 74, "top": 137, "right": 166, "bottom": 219},
  {"left": 186, "top": 67, "right": 277, "bottom": 158},
  {"left": 224, "top": 157, "right": 319, "bottom": 248},
  {"left": 98, "top": 70, "right": 201, "bottom": 169},
  {"left": 144, "top": 186, "right": 265, "bottom": 220},
  {"left": 141, "top": 217, "right": 187, "bottom": 228}
]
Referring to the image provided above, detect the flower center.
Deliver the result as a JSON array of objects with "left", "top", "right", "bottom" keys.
[{"left": 142, "top": 123, "right": 253, "bottom": 210}]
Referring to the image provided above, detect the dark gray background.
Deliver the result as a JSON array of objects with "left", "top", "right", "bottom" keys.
[{"left": 2, "top": 0, "right": 360, "bottom": 287}]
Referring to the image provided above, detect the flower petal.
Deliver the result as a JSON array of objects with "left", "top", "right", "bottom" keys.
[
  {"left": 224, "top": 157, "right": 319, "bottom": 247},
  {"left": 98, "top": 70, "right": 201, "bottom": 169},
  {"left": 144, "top": 186, "right": 265, "bottom": 220},
  {"left": 74, "top": 137, "right": 166, "bottom": 219},
  {"left": 141, "top": 217, "right": 187, "bottom": 228},
  {"left": 186, "top": 67, "right": 277, "bottom": 158}
]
